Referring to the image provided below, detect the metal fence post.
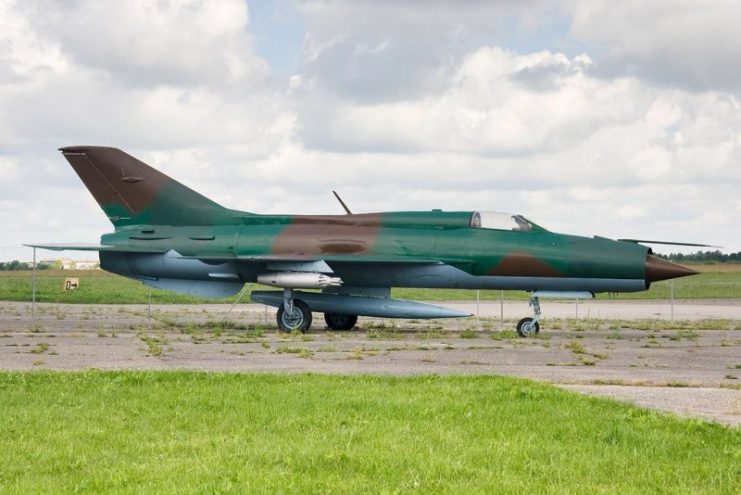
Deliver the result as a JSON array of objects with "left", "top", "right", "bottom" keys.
[
  {"left": 575, "top": 297, "right": 579, "bottom": 326},
  {"left": 476, "top": 289, "right": 480, "bottom": 322},
  {"left": 32, "top": 247, "right": 37, "bottom": 325}
]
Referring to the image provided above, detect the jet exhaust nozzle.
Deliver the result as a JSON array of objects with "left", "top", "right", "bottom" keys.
[{"left": 257, "top": 272, "right": 343, "bottom": 289}]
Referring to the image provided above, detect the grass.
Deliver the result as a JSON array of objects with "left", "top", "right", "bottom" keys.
[
  {"left": 275, "top": 346, "right": 314, "bottom": 358},
  {"left": 0, "top": 372, "right": 738, "bottom": 494},
  {"left": 490, "top": 329, "right": 519, "bottom": 340},
  {"left": 367, "top": 329, "right": 404, "bottom": 340},
  {"left": 3, "top": 265, "right": 741, "bottom": 304},
  {"left": 138, "top": 333, "right": 166, "bottom": 357},
  {"left": 29, "top": 342, "right": 49, "bottom": 354},
  {"left": 565, "top": 341, "right": 608, "bottom": 365},
  {"left": 0, "top": 269, "right": 229, "bottom": 304}
]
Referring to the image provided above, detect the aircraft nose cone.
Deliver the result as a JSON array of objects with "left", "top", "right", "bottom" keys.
[{"left": 645, "top": 255, "right": 698, "bottom": 283}]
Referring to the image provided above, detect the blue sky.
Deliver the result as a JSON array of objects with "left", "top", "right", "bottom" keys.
[{"left": 250, "top": 1, "right": 305, "bottom": 77}]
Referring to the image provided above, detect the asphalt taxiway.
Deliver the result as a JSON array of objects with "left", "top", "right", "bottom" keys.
[{"left": 1, "top": 301, "right": 739, "bottom": 426}]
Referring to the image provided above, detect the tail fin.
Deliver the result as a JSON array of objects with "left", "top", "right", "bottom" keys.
[{"left": 60, "top": 146, "right": 236, "bottom": 227}]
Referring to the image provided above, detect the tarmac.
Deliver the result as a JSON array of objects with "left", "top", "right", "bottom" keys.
[{"left": 1, "top": 300, "right": 739, "bottom": 426}]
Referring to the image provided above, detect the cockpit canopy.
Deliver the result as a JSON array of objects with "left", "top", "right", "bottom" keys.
[{"left": 469, "top": 211, "right": 541, "bottom": 232}]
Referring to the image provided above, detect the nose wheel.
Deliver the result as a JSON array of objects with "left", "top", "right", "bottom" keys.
[
  {"left": 516, "top": 295, "right": 541, "bottom": 338},
  {"left": 516, "top": 317, "right": 540, "bottom": 337}
]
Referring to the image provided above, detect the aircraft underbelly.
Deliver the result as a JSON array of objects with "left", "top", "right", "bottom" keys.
[
  {"left": 99, "top": 251, "right": 645, "bottom": 297},
  {"left": 331, "top": 263, "right": 646, "bottom": 293},
  {"left": 99, "top": 251, "right": 243, "bottom": 298}
]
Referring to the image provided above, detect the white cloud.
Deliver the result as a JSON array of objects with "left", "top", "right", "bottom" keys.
[
  {"left": 295, "top": 0, "right": 555, "bottom": 101},
  {"left": 0, "top": 0, "right": 293, "bottom": 260},
  {"left": 311, "top": 48, "right": 613, "bottom": 155},
  {"left": 567, "top": 0, "right": 741, "bottom": 91},
  {"left": 0, "top": 158, "right": 18, "bottom": 181},
  {"left": 10, "top": 0, "right": 268, "bottom": 87},
  {"left": 294, "top": 47, "right": 741, "bottom": 195}
]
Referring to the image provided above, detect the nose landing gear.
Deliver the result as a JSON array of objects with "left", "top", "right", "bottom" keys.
[
  {"left": 516, "top": 295, "right": 541, "bottom": 338},
  {"left": 515, "top": 291, "right": 594, "bottom": 337}
]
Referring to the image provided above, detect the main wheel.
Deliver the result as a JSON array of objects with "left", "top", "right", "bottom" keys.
[
  {"left": 516, "top": 317, "right": 540, "bottom": 338},
  {"left": 277, "top": 300, "right": 312, "bottom": 333},
  {"left": 324, "top": 313, "right": 358, "bottom": 331}
]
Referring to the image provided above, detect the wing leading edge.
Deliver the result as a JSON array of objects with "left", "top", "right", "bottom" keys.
[{"left": 24, "top": 243, "right": 167, "bottom": 253}]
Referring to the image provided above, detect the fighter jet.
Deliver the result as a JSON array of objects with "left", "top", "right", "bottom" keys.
[{"left": 29, "top": 146, "right": 704, "bottom": 336}]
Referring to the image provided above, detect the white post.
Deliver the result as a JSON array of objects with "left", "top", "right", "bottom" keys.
[
  {"left": 476, "top": 290, "right": 480, "bottom": 321},
  {"left": 32, "top": 247, "right": 37, "bottom": 324},
  {"left": 500, "top": 290, "right": 504, "bottom": 328},
  {"left": 575, "top": 297, "right": 579, "bottom": 326}
]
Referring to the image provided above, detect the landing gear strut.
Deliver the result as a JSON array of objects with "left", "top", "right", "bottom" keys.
[
  {"left": 516, "top": 295, "right": 541, "bottom": 338},
  {"left": 276, "top": 288, "right": 312, "bottom": 332}
]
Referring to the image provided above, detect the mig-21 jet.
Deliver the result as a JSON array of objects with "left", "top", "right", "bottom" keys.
[{"left": 29, "top": 146, "right": 704, "bottom": 336}]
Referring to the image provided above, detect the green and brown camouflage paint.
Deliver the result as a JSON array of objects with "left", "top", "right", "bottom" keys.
[{"left": 61, "top": 146, "right": 696, "bottom": 289}]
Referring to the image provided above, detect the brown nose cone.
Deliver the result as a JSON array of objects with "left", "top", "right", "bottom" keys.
[{"left": 645, "top": 255, "right": 698, "bottom": 283}]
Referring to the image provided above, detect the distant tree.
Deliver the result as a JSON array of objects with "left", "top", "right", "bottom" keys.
[
  {"left": 0, "top": 260, "right": 38, "bottom": 270},
  {"left": 656, "top": 250, "right": 741, "bottom": 263}
]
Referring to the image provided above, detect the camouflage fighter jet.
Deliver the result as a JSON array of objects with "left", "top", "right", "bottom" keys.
[{"left": 29, "top": 146, "right": 704, "bottom": 336}]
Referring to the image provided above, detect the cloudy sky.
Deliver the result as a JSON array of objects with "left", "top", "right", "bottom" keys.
[{"left": 1, "top": 0, "right": 739, "bottom": 261}]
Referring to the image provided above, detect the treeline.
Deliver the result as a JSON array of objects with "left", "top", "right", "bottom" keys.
[
  {"left": 0, "top": 261, "right": 51, "bottom": 271},
  {"left": 656, "top": 250, "right": 741, "bottom": 263}
]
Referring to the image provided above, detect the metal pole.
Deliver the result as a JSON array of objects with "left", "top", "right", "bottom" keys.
[
  {"left": 575, "top": 297, "right": 579, "bottom": 326},
  {"left": 32, "top": 247, "right": 37, "bottom": 324},
  {"left": 500, "top": 290, "right": 504, "bottom": 329},
  {"left": 670, "top": 279, "right": 674, "bottom": 322},
  {"left": 147, "top": 288, "right": 152, "bottom": 318},
  {"left": 476, "top": 290, "right": 480, "bottom": 321},
  {"left": 222, "top": 283, "right": 252, "bottom": 323}
]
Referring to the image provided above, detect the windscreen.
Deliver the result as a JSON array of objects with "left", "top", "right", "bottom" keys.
[{"left": 469, "top": 211, "right": 534, "bottom": 232}]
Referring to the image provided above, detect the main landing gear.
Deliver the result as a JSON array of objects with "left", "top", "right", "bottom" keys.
[
  {"left": 275, "top": 289, "right": 358, "bottom": 332},
  {"left": 516, "top": 295, "right": 541, "bottom": 338},
  {"left": 324, "top": 313, "right": 358, "bottom": 331},
  {"left": 276, "top": 290, "right": 312, "bottom": 333}
]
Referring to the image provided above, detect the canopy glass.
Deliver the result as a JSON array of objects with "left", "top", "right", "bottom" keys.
[{"left": 469, "top": 211, "right": 539, "bottom": 232}]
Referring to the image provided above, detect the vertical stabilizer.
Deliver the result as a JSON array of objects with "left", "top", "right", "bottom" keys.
[{"left": 59, "top": 146, "right": 234, "bottom": 227}]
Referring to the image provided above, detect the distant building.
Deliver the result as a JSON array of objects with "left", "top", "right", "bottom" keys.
[
  {"left": 75, "top": 261, "right": 100, "bottom": 270},
  {"left": 41, "top": 259, "right": 100, "bottom": 270}
]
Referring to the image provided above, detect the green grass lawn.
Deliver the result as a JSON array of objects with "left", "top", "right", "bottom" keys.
[
  {"left": 2, "top": 265, "right": 741, "bottom": 304},
  {"left": 0, "top": 269, "right": 219, "bottom": 304},
  {"left": 0, "top": 372, "right": 738, "bottom": 494}
]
